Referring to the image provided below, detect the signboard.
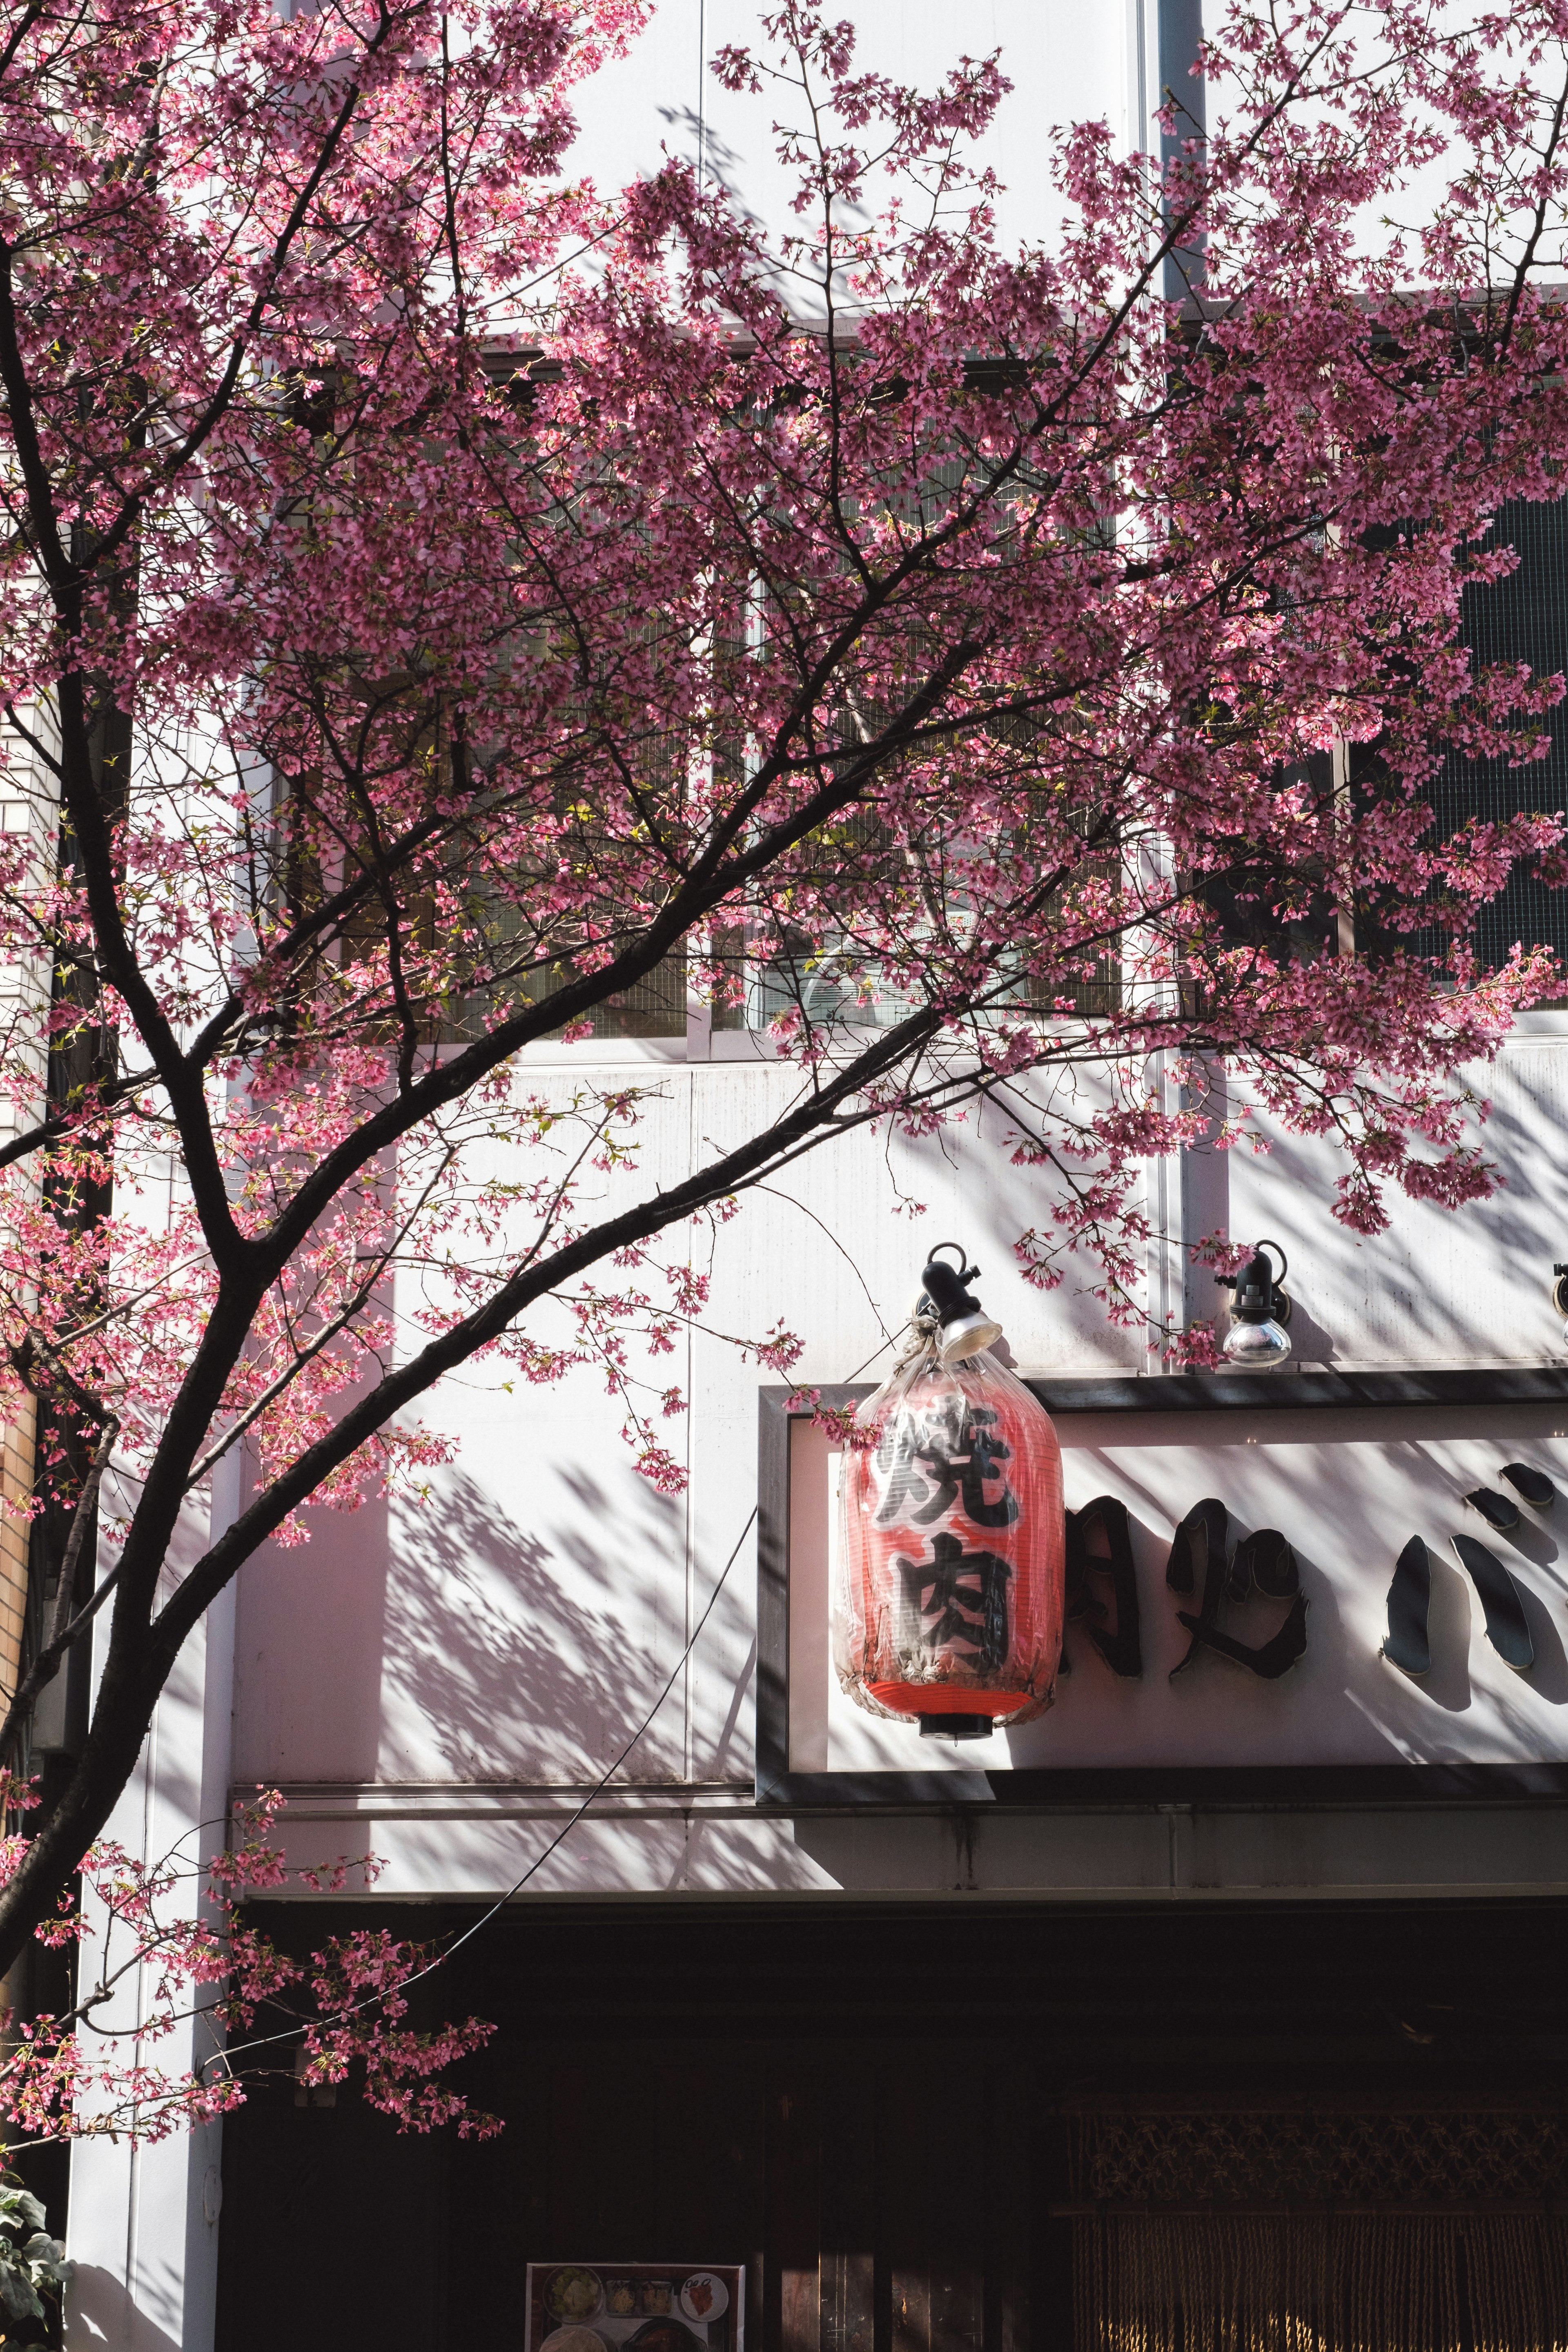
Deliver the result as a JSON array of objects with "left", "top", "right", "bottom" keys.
[
  {"left": 524, "top": 2265, "right": 744, "bottom": 2352},
  {"left": 757, "top": 1375, "right": 1568, "bottom": 1803}
]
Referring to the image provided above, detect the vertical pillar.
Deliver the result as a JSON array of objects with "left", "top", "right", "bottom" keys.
[
  {"left": 64, "top": 1458, "right": 239, "bottom": 2352},
  {"left": 1131, "top": 1, "right": 1205, "bottom": 1361},
  {"left": 1158, "top": 0, "right": 1205, "bottom": 302},
  {"left": 0, "top": 1398, "right": 34, "bottom": 1702},
  {"left": 1143, "top": 1080, "right": 1183, "bottom": 1373},
  {"left": 1138, "top": 824, "right": 1185, "bottom": 1368},
  {"left": 1181, "top": 1054, "right": 1230, "bottom": 1335},
  {"left": 1127, "top": 2, "right": 1206, "bottom": 295}
]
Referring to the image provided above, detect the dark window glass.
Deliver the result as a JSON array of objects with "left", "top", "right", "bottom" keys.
[
  {"left": 1436, "top": 495, "right": 1568, "bottom": 970},
  {"left": 525, "top": 948, "right": 687, "bottom": 1038}
]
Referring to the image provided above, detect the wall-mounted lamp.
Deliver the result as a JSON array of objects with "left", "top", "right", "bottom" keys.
[
  {"left": 1553, "top": 1263, "right": 1568, "bottom": 1319},
  {"left": 1216, "top": 1239, "right": 1293, "bottom": 1370},
  {"left": 916, "top": 1243, "right": 1004, "bottom": 1365}
]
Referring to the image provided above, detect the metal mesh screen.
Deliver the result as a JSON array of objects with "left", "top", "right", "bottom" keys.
[
  {"left": 1074, "top": 2212, "right": 1568, "bottom": 2352},
  {"left": 1434, "top": 495, "right": 1568, "bottom": 970},
  {"left": 1071, "top": 2109, "right": 1568, "bottom": 2208},
  {"left": 525, "top": 948, "right": 687, "bottom": 1038}
]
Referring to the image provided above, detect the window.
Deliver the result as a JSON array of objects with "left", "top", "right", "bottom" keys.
[
  {"left": 1435, "top": 493, "right": 1568, "bottom": 972},
  {"left": 523, "top": 947, "right": 687, "bottom": 1039}
]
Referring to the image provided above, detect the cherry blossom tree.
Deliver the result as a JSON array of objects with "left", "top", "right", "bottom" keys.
[
  {"left": 0, "top": 1780, "right": 499, "bottom": 2152},
  {"left": 0, "top": 0, "right": 1562, "bottom": 2035}
]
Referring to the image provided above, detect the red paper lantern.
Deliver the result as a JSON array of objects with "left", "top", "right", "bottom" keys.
[{"left": 835, "top": 1344, "right": 1065, "bottom": 1739}]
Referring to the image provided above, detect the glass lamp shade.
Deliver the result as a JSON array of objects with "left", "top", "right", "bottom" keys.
[
  {"left": 915, "top": 1254, "right": 1004, "bottom": 1365},
  {"left": 835, "top": 1353, "right": 1065, "bottom": 1738},
  {"left": 937, "top": 1307, "right": 1004, "bottom": 1364},
  {"left": 1221, "top": 1315, "right": 1292, "bottom": 1369}
]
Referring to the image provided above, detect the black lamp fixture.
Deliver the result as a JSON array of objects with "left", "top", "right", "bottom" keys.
[
  {"left": 1553, "top": 1263, "right": 1568, "bottom": 1319},
  {"left": 1215, "top": 1239, "right": 1293, "bottom": 1369},
  {"left": 916, "top": 1243, "right": 1004, "bottom": 1365}
]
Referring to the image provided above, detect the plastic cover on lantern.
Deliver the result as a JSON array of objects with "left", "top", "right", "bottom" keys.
[{"left": 834, "top": 1346, "right": 1065, "bottom": 1729}]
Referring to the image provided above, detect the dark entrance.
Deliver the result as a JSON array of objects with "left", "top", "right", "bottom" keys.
[{"left": 214, "top": 1896, "right": 1568, "bottom": 2352}]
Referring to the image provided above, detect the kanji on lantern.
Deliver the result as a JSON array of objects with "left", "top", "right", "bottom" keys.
[
  {"left": 895, "top": 1531, "right": 1013, "bottom": 1667},
  {"left": 835, "top": 1352, "right": 1065, "bottom": 1737}
]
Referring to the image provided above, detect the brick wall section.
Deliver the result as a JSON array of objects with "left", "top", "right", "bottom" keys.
[
  {"left": 0, "top": 1398, "right": 31, "bottom": 1702},
  {"left": 0, "top": 708, "right": 57, "bottom": 1705}
]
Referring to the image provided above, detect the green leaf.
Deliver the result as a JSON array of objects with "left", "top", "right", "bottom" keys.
[{"left": 0, "top": 2273, "right": 41, "bottom": 2322}]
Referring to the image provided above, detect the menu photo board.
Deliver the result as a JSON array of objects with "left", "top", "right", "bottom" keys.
[{"left": 524, "top": 2264, "right": 744, "bottom": 2352}]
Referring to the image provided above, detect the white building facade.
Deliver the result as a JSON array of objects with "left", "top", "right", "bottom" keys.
[{"left": 56, "top": 5, "right": 1568, "bottom": 2349}]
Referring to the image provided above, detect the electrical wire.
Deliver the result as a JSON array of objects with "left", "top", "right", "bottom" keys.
[{"left": 209, "top": 1503, "right": 759, "bottom": 2084}]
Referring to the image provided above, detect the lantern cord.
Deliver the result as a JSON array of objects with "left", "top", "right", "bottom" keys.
[
  {"left": 207, "top": 1503, "right": 760, "bottom": 2084},
  {"left": 892, "top": 1307, "right": 942, "bottom": 1373},
  {"left": 751, "top": 1186, "right": 896, "bottom": 1346}
]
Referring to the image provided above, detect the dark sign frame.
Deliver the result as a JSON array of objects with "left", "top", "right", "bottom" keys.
[{"left": 755, "top": 1370, "right": 1568, "bottom": 1809}]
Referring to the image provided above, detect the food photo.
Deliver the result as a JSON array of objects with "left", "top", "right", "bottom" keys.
[{"left": 526, "top": 2264, "right": 743, "bottom": 2352}]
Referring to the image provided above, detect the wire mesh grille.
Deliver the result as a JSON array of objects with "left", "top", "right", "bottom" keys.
[
  {"left": 525, "top": 947, "right": 686, "bottom": 1037},
  {"left": 1435, "top": 494, "right": 1568, "bottom": 971},
  {"left": 1071, "top": 2111, "right": 1568, "bottom": 2208}
]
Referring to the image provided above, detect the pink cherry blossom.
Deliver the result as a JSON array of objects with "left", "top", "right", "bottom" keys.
[
  {"left": 0, "top": 0, "right": 1561, "bottom": 1987},
  {"left": 0, "top": 1785, "right": 499, "bottom": 2145}
]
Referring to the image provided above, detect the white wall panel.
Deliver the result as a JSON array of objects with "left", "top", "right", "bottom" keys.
[
  {"left": 253, "top": 1787, "right": 1568, "bottom": 1899},
  {"left": 684, "top": 1059, "right": 1143, "bottom": 1388},
  {"left": 1223, "top": 1031, "right": 1568, "bottom": 1367},
  {"left": 557, "top": 1, "right": 1133, "bottom": 268},
  {"left": 232, "top": 1067, "right": 700, "bottom": 1786},
  {"left": 235, "top": 1056, "right": 1151, "bottom": 1790}
]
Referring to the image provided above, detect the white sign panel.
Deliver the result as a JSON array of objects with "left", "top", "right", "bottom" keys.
[{"left": 786, "top": 1400, "right": 1568, "bottom": 1773}]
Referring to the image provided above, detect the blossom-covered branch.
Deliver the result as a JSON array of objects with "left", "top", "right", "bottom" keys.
[
  {"left": 0, "top": 1780, "right": 499, "bottom": 2149},
  {"left": 0, "top": 0, "right": 1562, "bottom": 1978}
]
